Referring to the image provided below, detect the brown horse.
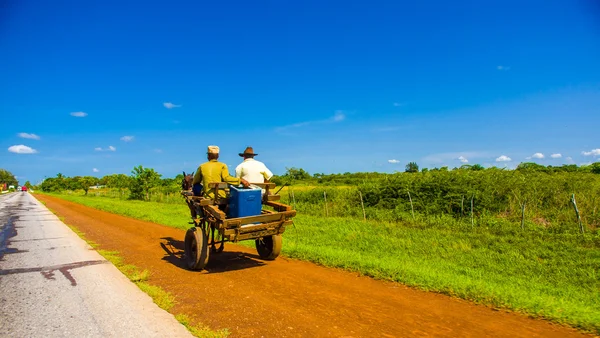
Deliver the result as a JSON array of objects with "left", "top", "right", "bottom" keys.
[
  {"left": 181, "top": 171, "right": 194, "bottom": 191},
  {"left": 181, "top": 171, "right": 199, "bottom": 219}
]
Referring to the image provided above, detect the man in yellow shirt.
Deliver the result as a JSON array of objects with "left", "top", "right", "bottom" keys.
[{"left": 192, "top": 145, "right": 250, "bottom": 199}]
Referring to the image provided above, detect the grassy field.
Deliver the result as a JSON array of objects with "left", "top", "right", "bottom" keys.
[{"left": 42, "top": 192, "right": 600, "bottom": 334}]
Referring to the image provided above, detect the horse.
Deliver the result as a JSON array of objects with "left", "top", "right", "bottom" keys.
[{"left": 181, "top": 171, "right": 199, "bottom": 219}]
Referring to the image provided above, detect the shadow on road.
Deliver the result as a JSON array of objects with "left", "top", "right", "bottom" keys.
[{"left": 160, "top": 236, "right": 266, "bottom": 273}]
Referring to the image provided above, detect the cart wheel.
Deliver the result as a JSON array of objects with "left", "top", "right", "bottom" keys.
[
  {"left": 255, "top": 235, "right": 282, "bottom": 260},
  {"left": 184, "top": 227, "right": 210, "bottom": 270}
]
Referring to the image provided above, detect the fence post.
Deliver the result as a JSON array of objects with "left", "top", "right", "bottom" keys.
[
  {"left": 324, "top": 191, "right": 329, "bottom": 217},
  {"left": 291, "top": 189, "right": 296, "bottom": 210},
  {"left": 521, "top": 200, "right": 526, "bottom": 230},
  {"left": 359, "top": 191, "right": 366, "bottom": 221},
  {"left": 571, "top": 194, "right": 584, "bottom": 234},
  {"left": 407, "top": 189, "right": 415, "bottom": 221}
]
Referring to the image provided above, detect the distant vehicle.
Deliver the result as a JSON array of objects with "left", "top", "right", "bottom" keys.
[{"left": 21, "top": 186, "right": 28, "bottom": 192}]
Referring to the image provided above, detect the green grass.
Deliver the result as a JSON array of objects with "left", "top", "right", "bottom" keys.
[{"left": 43, "top": 192, "right": 600, "bottom": 334}]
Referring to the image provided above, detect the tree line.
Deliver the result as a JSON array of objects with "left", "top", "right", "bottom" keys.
[{"left": 39, "top": 165, "right": 182, "bottom": 200}]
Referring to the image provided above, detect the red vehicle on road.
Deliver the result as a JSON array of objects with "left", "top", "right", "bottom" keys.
[{"left": 21, "top": 186, "right": 28, "bottom": 192}]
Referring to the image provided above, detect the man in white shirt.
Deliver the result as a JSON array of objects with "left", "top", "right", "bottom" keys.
[{"left": 235, "top": 147, "right": 274, "bottom": 184}]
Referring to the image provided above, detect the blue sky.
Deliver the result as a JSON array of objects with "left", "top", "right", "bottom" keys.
[{"left": 1, "top": 0, "right": 599, "bottom": 184}]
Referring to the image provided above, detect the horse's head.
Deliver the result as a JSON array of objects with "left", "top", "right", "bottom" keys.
[{"left": 181, "top": 171, "right": 194, "bottom": 191}]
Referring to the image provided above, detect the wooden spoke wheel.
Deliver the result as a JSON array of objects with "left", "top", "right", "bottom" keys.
[
  {"left": 184, "top": 226, "right": 210, "bottom": 270},
  {"left": 255, "top": 235, "right": 282, "bottom": 260}
]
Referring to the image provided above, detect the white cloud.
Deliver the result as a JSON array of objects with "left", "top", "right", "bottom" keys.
[
  {"left": 393, "top": 102, "right": 406, "bottom": 107},
  {"left": 154, "top": 149, "right": 163, "bottom": 153},
  {"left": 525, "top": 157, "right": 532, "bottom": 160},
  {"left": 163, "top": 102, "right": 181, "bottom": 109},
  {"left": 582, "top": 148, "right": 600, "bottom": 156},
  {"left": 276, "top": 111, "right": 347, "bottom": 133},
  {"left": 70, "top": 111, "right": 88, "bottom": 117},
  {"left": 388, "top": 159, "right": 400, "bottom": 164},
  {"left": 566, "top": 156, "right": 574, "bottom": 163},
  {"left": 92, "top": 168, "right": 99, "bottom": 173},
  {"left": 95, "top": 146, "right": 116, "bottom": 152},
  {"left": 18, "top": 132, "right": 40, "bottom": 140},
  {"left": 8, "top": 145, "right": 38, "bottom": 154},
  {"left": 531, "top": 152, "right": 545, "bottom": 159},
  {"left": 422, "top": 151, "right": 490, "bottom": 164},
  {"left": 120, "top": 136, "right": 134, "bottom": 142},
  {"left": 457, "top": 156, "right": 468, "bottom": 163},
  {"left": 332, "top": 110, "right": 346, "bottom": 122},
  {"left": 496, "top": 155, "right": 512, "bottom": 162},
  {"left": 497, "top": 65, "right": 511, "bottom": 71},
  {"left": 550, "top": 153, "right": 562, "bottom": 159}
]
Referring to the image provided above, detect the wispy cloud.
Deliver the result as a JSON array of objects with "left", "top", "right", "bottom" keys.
[
  {"left": 497, "top": 65, "right": 511, "bottom": 71},
  {"left": 531, "top": 152, "right": 545, "bottom": 159},
  {"left": 393, "top": 102, "right": 406, "bottom": 107},
  {"left": 550, "top": 153, "right": 562, "bottom": 159},
  {"left": 120, "top": 136, "right": 134, "bottom": 142},
  {"left": 154, "top": 149, "right": 163, "bottom": 153},
  {"left": 496, "top": 155, "right": 512, "bottom": 162},
  {"left": 8, "top": 145, "right": 38, "bottom": 154},
  {"left": 422, "top": 151, "right": 489, "bottom": 164},
  {"left": 457, "top": 156, "right": 468, "bottom": 163},
  {"left": 566, "top": 156, "right": 574, "bottom": 163},
  {"left": 92, "top": 168, "right": 99, "bottom": 173},
  {"left": 388, "top": 159, "right": 400, "bottom": 164},
  {"left": 332, "top": 110, "right": 346, "bottom": 122},
  {"left": 95, "top": 146, "right": 116, "bottom": 152},
  {"left": 582, "top": 148, "right": 600, "bottom": 156},
  {"left": 275, "top": 111, "right": 347, "bottom": 133},
  {"left": 163, "top": 102, "right": 181, "bottom": 109},
  {"left": 18, "top": 132, "right": 40, "bottom": 140},
  {"left": 70, "top": 111, "right": 88, "bottom": 117}
]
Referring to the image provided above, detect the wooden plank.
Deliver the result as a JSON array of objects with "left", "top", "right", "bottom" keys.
[
  {"left": 233, "top": 222, "right": 291, "bottom": 241},
  {"left": 250, "top": 183, "right": 276, "bottom": 189},
  {"left": 224, "top": 212, "right": 284, "bottom": 226},
  {"left": 265, "top": 201, "right": 293, "bottom": 212},
  {"left": 266, "top": 195, "right": 281, "bottom": 201},
  {"left": 205, "top": 205, "right": 226, "bottom": 221}
]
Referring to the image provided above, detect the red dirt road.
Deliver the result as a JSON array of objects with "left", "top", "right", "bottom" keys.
[{"left": 36, "top": 194, "right": 593, "bottom": 338}]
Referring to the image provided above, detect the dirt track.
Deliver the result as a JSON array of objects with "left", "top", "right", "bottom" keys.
[{"left": 35, "top": 194, "right": 593, "bottom": 338}]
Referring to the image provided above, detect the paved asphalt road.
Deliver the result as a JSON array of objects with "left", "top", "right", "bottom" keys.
[{"left": 0, "top": 192, "right": 193, "bottom": 337}]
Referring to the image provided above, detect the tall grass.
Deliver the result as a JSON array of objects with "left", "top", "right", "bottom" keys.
[{"left": 43, "top": 192, "right": 600, "bottom": 334}]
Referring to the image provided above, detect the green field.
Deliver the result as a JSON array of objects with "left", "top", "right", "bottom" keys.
[{"left": 43, "top": 192, "right": 600, "bottom": 334}]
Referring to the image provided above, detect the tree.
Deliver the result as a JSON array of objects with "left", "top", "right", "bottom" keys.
[
  {"left": 405, "top": 162, "right": 419, "bottom": 173},
  {"left": 0, "top": 169, "right": 18, "bottom": 187},
  {"left": 589, "top": 162, "right": 600, "bottom": 174},
  {"left": 78, "top": 176, "right": 99, "bottom": 195},
  {"left": 129, "top": 165, "right": 162, "bottom": 201},
  {"left": 104, "top": 174, "right": 131, "bottom": 197},
  {"left": 24, "top": 181, "right": 33, "bottom": 189},
  {"left": 284, "top": 167, "right": 311, "bottom": 181}
]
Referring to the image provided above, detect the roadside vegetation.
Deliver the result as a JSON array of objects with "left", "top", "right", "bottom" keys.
[{"left": 37, "top": 161, "right": 600, "bottom": 333}]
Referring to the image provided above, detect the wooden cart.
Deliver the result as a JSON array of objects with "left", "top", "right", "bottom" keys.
[{"left": 181, "top": 183, "right": 295, "bottom": 270}]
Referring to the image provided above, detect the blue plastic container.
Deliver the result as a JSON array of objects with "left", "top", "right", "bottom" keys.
[{"left": 228, "top": 185, "right": 262, "bottom": 218}]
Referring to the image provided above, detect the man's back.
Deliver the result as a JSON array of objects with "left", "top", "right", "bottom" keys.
[
  {"left": 236, "top": 158, "right": 273, "bottom": 183},
  {"left": 193, "top": 159, "right": 240, "bottom": 198}
]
